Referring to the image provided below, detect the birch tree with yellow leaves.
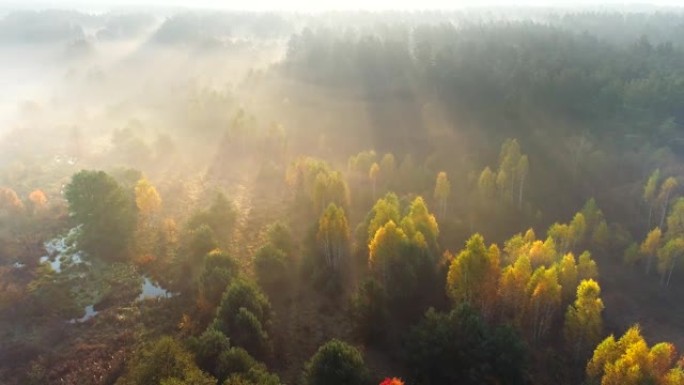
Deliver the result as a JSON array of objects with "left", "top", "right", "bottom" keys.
[{"left": 564, "top": 279, "right": 604, "bottom": 360}]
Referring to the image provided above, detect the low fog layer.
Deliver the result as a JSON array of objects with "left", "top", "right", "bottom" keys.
[{"left": 4, "top": 0, "right": 684, "bottom": 11}]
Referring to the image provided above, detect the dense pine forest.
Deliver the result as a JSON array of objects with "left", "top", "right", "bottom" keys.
[{"left": 3, "top": 5, "right": 684, "bottom": 385}]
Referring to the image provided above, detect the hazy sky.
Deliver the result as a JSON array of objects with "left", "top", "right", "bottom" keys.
[{"left": 2, "top": 0, "right": 684, "bottom": 12}]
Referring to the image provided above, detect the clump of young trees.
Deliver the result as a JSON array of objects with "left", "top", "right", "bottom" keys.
[
  {"left": 286, "top": 157, "right": 349, "bottom": 216},
  {"left": 477, "top": 138, "right": 529, "bottom": 209},
  {"left": 587, "top": 326, "right": 684, "bottom": 385},
  {"left": 352, "top": 193, "right": 443, "bottom": 340},
  {"left": 631, "top": 171, "right": 684, "bottom": 287},
  {"left": 349, "top": 193, "right": 608, "bottom": 384}
]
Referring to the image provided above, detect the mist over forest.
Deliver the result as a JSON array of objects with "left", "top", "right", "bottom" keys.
[{"left": 2, "top": 4, "right": 684, "bottom": 385}]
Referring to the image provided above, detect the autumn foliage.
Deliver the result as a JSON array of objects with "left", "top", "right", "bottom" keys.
[{"left": 380, "top": 378, "right": 405, "bottom": 385}]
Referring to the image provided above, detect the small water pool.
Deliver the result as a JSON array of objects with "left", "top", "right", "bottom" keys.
[
  {"left": 69, "top": 304, "right": 98, "bottom": 323},
  {"left": 138, "top": 277, "right": 172, "bottom": 301}
]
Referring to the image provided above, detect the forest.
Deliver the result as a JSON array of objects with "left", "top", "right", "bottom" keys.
[{"left": 2, "top": 4, "right": 684, "bottom": 385}]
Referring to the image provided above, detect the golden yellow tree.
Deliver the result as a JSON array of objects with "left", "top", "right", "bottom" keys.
[
  {"left": 367, "top": 193, "right": 401, "bottom": 244},
  {"left": 666, "top": 198, "right": 684, "bottom": 238},
  {"left": 640, "top": 227, "right": 662, "bottom": 274},
  {"left": 369, "top": 220, "right": 408, "bottom": 283},
  {"left": 446, "top": 234, "right": 500, "bottom": 319},
  {"left": 135, "top": 178, "right": 162, "bottom": 218},
  {"left": 317, "top": 203, "right": 350, "bottom": 272},
  {"left": 586, "top": 334, "right": 619, "bottom": 380},
  {"left": 662, "top": 367, "right": 684, "bottom": 385},
  {"left": 564, "top": 279, "right": 604, "bottom": 360},
  {"left": 587, "top": 325, "right": 683, "bottom": 385},
  {"left": 503, "top": 229, "right": 535, "bottom": 264},
  {"left": 498, "top": 254, "right": 532, "bottom": 324},
  {"left": 658, "top": 177, "right": 678, "bottom": 228},
  {"left": 407, "top": 196, "right": 439, "bottom": 254},
  {"left": 528, "top": 238, "right": 556, "bottom": 268},
  {"left": 558, "top": 253, "right": 578, "bottom": 303},
  {"left": 657, "top": 238, "right": 684, "bottom": 287},
  {"left": 526, "top": 265, "right": 561, "bottom": 342}
]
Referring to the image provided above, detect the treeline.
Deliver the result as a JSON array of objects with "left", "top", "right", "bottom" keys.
[
  {"left": 0, "top": 10, "right": 292, "bottom": 45},
  {"left": 281, "top": 19, "right": 684, "bottom": 237},
  {"left": 285, "top": 21, "right": 684, "bottom": 128}
]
